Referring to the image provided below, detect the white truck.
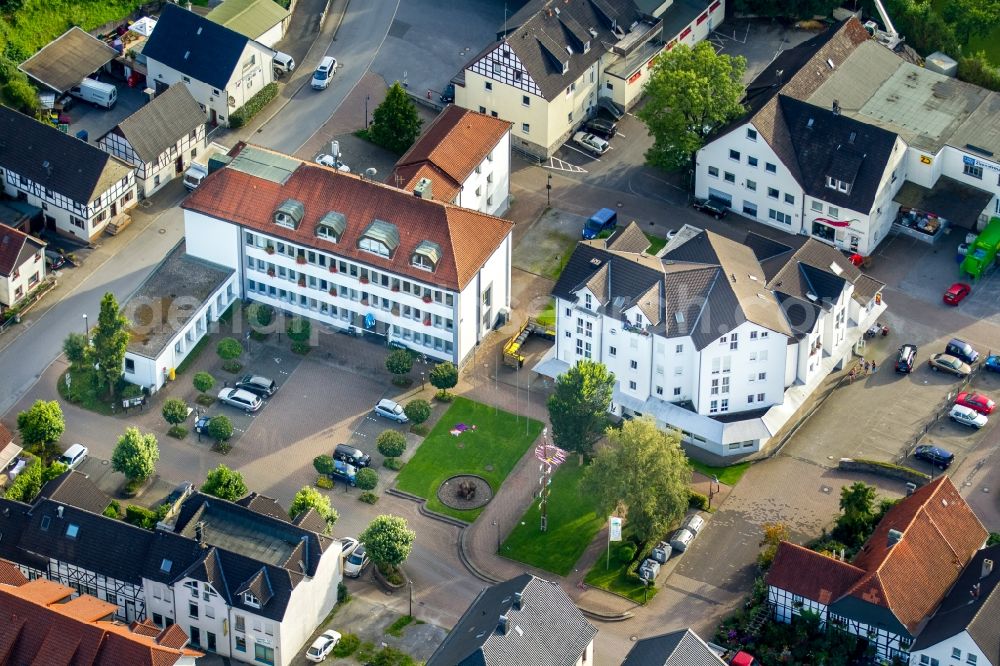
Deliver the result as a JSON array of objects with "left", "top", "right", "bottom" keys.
[{"left": 183, "top": 142, "right": 230, "bottom": 190}]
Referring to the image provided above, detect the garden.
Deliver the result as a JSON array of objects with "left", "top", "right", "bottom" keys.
[{"left": 393, "top": 397, "right": 543, "bottom": 522}]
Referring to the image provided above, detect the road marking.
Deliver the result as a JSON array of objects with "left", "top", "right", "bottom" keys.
[
  {"left": 564, "top": 143, "right": 600, "bottom": 161},
  {"left": 616, "top": 132, "right": 626, "bottom": 138},
  {"left": 544, "top": 157, "right": 586, "bottom": 173}
]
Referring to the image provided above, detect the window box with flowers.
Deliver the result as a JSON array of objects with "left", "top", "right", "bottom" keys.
[
  {"left": 329, "top": 264, "right": 337, "bottom": 273},
  {"left": 391, "top": 284, "right": 400, "bottom": 292},
  {"left": 422, "top": 295, "right": 432, "bottom": 304},
  {"left": 267, "top": 268, "right": 276, "bottom": 277},
  {"left": 423, "top": 318, "right": 432, "bottom": 326},
  {"left": 297, "top": 277, "right": 306, "bottom": 287},
  {"left": 361, "top": 298, "right": 369, "bottom": 306},
  {"left": 265, "top": 245, "right": 275, "bottom": 255},
  {"left": 359, "top": 276, "right": 369, "bottom": 285},
  {"left": 329, "top": 287, "right": 338, "bottom": 296},
  {"left": 296, "top": 255, "right": 306, "bottom": 265}
]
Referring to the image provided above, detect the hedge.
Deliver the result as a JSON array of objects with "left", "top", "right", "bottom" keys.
[{"left": 229, "top": 83, "right": 279, "bottom": 129}]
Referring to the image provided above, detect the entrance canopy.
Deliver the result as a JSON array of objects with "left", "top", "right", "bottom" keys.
[
  {"left": 893, "top": 176, "right": 993, "bottom": 230},
  {"left": 19, "top": 26, "right": 118, "bottom": 93}
]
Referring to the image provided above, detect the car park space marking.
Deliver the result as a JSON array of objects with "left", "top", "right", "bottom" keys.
[
  {"left": 564, "top": 143, "right": 601, "bottom": 160},
  {"left": 544, "top": 157, "right": 586, "bottom": 173}
]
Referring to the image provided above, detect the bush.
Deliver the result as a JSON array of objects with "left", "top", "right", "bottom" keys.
[
  {"left": 316, "top": 475, "right": 334, "bottom": 489},
  {"left": 162, "top": 398, "right": 188, "bottom": 425},
  {"left": 286, "top": 317, "right": 311, "bottom": 342},
  {"left": 359, "top": 491, "right": 379, "bottom": 504},
  {"left": 688, "top": 490, "right": 709, "bottom": 510},
  {"left": 385, "top": 349, "right": 413, "bottom": 376},
  {"left": 404, "top": 399, "right": 431, "bottom": 425},
  {"left": 337, "top": 581, "right": 350, "bottom": 603},
  {"left": 434, "top": 392, "right": 454, "bottom": 403},
  {"left": 208, "top": 416, "right": 234, "bottom": 442},
  {"left": 193, "top": 371, "right": 215, "bottom": 394},
  {"left": 246, "top": 302, "right": 274, "bottom": 329},
  {"left": 63, "top": 332, "right": 90, "bottom": 366},
  {"left": 213, "top": 441, "right": 233, "bottom": 454},
  {"left": 313, "top": 454, "right": 335, "bottom": 476},
  {"left": 120, "top": 383, "right": 144, "bottom": 400},
  {"left": 228, "top": 82, "right": 279, "bottom": 128},
  {"left": 125, "top": 504, "right": 158, "bottom": 529},
  {"left": 356, "top": 468, "right": 379, "bottom": 490},
  {"left": 291, "top": 340, "right": 311, "bottom": 355},
  {"left": 222, "top": 359, "right": 243, "bottom": 373},
  {"left": 958, "top": 52, "right": 1000, "bottom": 91},
  {"left": 383, "top": 457, "right": 404, "bottom": 471},
  {"left": 196, "top": 394, "right": 216, "bottom": 407},
  {"left": 376, "top": 430, "right": 407, "bottom": 458},
  {"left": 217, "top": 337, "right": 243, "bottom": 361},
  {"left": 409, "top": 424, "right": 429, "bottom": 436},
  {"left": 103, "top": 499, "right": 122, "bottom": 519},
  {"left": 168, "top": 425, "right": 188, "bottom": 439},
  {"left": 332, "top": 633, "right": 360, "bottom": 657}
]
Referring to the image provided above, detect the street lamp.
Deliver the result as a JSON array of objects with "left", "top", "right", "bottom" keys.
[
  {"left": 420, "top": 371, "right": 425, "bottom": 390},
  {"left": 83, "top": 313, "right": 89, "bottom": 338},
  {"left": 708, "top": 475, "right": 720, "bottom": 510},
  {"left": 365, "top": 94, "right": 371, "bottom": 129},
  {"left": 408, "top": 580, "right": 413, "bottom": 618},
  {"left": 546, "top": 174, "right": 552, "bottom": 206},
  {"left": 492, "top": 518, "right": 500, "bottom": 552}
]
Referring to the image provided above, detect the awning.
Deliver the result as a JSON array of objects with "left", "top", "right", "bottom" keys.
[
  {"left": 0, "top": 442, "right": 24, "bottom": 473},
  {"left": 641, "top": 396, "right": 723, "bottom": 442},
  {"left": 532, "top": 347, "right": 570, "bottom": 379},
  {"left": 18, "top": 26, "right": 119, "bottom": 93},
  {"left": 129, "top": 16, "right": 157, "bottom": 37},
  {"left": 893, "top": 176, "right": 993, "bottom": 230},
  {"left": 722, "top": 417, "right": 772, "bottom": 444}
]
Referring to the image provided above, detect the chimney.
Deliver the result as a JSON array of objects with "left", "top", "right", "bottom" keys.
[
  {"left": 42, "top": 160, "right": 52, "bottom": 177},
  {"left": 971, "top": 583, "right": 981, "bottom": 600},
  {"left": 56, "top": 506, "right": 64, "bottom": 519},
  {"left": 497, "top": 614, "right": 508, "bottom": 635},
  {"left": 887, "top": 529, "right": 903, "bottom": 548},
  {"left": 513, "top": 592, "right": 522, "bottom": 610},
  {"left": 832, "top": 99, "right": 841, "bottom": 116},
  {"left": 983, "top": 559, "right": 994, "bottom": 579},
  {"left": 414, "top": 177, "right": 433, "bottom": 200}
]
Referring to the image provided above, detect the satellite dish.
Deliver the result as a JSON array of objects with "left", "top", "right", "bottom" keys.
[
  {"left": 364, "top": 167, "right": 378, "bottom": 179},
  {"left": 330, "top": 141, "right": 340, "bottom": 158}
]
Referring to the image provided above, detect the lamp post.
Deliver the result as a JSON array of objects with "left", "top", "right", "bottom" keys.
[
  {"left": 83, "top": 313, "right": 89, "bottom": 338},
  {"left": 408, "top": 580, "right": 413, "bottom": 618},
  {"left": 365, "top": 94, "right": 371, "bottom": 129},
  {"left": 492, "top": 518, "right": 500, "bottom": 553},
  {"left": 546, "top": 174, "right": 552, "bottom": 206},
  {"left": 420, "top": 371, "right": 425, "bottom": 390},
  {"left": 708, "top": 475, "right": 720, "bottom": 510}
]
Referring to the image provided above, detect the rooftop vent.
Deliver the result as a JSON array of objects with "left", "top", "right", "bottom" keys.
[
  {"left": 590, "top": 258, "right": 602, "bottom": 266},
  {"left": 413, "top": 177, "right": 433, "bottom": 200},
  {"left": 887, "top": 528, "right": 903, "bottom": 548},
  {"left": 730, "top": 273, "right": 736, "bottom": 283},
  {"left": 497, "top": 615, "right": 508, "bottom": 635},
  {"left": 513, "top": 591, "right": 522, "bottom": 610},
  {"left": 56, "top": 505, "right": 64, "bottom": 519},
  {"left": 848, "top": 131, "right": 856, "bottom": 144},
  {"left": 827, "top": 58, "right": 835, "bottom": 70},
  {"left": 983, "top": 559, "right": 994, "bottom": 579},
  {"left": 588, "top": 27, "right": 598, "bottom": 37},
  {"left": 807, "top": 118, "right": 814, "bottom": 129}
]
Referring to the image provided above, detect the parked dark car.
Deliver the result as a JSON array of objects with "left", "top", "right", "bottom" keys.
[
  {"left": 583, "top": 117, "right": 617, "bottom": 139},
  {"left": 914, "top": 445, "right": 954, "bottom": 469},
  {"left": 194, "top": 415, "right": 211, "bottom": 434},
  {"left": 945, "top": 338, "right": 979, "bottom": 364},
  {"left": 440, "top": 83, "right": 455, "bottom": 104},
  {"left": 235, "top": 374, "right": 278, "bottom": 397},
  {"left": 334, "top": 443, "right": 371, "bottom": 468},
  {"left": 895, "top": 344, "right": 918, "bottom": 373},
  {"left": 45, "top": 250, "right": 66, "bottom": 270},
  {"left": 692, "top": 197, "right": 728, "bottom": 219}
]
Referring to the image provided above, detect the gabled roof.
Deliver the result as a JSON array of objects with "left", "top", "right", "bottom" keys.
[
  {"left": 206, "top": 0, "right": 290, "bottom": 41},
  {"left": 913, "top": 545, "right": 1000, "bottom": 665},
  {"left": 183, "top": 144, "right": 513, "bottom": 291},
  {"left": 606, "top": 221, "right": 652, "bottom": 254},
  {"left": 0, "top": 578, "right": 201, "bottom": 665},
  {"left": 0, "top": 106, "right": 133, "bottom": 206},
  {"left": 622, "top": 628, "right": 727, "bottom": 666},
  {"left": 427, "top": 574, "right": 596, "bottom": 666},
  {"left": 767, "top": 477, "right": 988, "bottom": 637},
  {"left": 235, "top": 491, "right": 288, "bottom": 520},
  {"left": 0, "top": 558, "right": 28, "bottom": 587},
  {"left": 0, "top": 225, "right": 44, "bottom": 278},
  {"left": 37, "top": 470, "right": 111, "bottom": 515},
  {"left": 391, "top": 105, "right": 510, "bottom": 200},
  {"left": 104, "top": 85, "right": 205, "bottom": 164},
  {"left": 143, "top": 2, "right": 257, "bottom": 89},
  {"left": 18, "top": 26, "right": 118, "bottom": 93}
]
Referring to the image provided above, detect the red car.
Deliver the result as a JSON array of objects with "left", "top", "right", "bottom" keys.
[
  {"left": 956, "top": 391, "right": 996, "bottom": 415},
  {"left": 943, "top": 282, "right": 971, "bottom": 305}
]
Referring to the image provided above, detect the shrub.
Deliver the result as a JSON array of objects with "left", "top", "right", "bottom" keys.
[
  {"left": 332, "top": 633, "right": 360, "bottom": 657},
  {"left": 615, "top": 541, "right": 638, "bottom": 565},
  {"left": 222, "top": 359, "right": 243, "bottom": 373},
  {"left": 316, "top": 475, "right": 334, "bottom": 489},
  {"left": 688, "top": 490, "right": 709, "bottom": 510},
  {"left": 959, "top": 52, "right": 1000, "bottom": 91},
  {"left": 120, "top": 383, "right": 144, "bottom": 400},
  {"left": 196, "top": 394, "right": 216, "bottom": 407},
  {"left": 246, "top": 302, "right": 274, "bottom": 329},
  {"left": 404, "top": 399, "right": 431, "bottom": 425},
  {"left": 356, "top": 468, "right": 378, "bottom": 490},
  {"left": 63, "top": 332, "right": 90, "bottom": 366},
  {"left": 213, "top": 441, "right": 233, "bottom": 454},
  {"left": 217, "top": 337, "right": 243, "bottom": 361},
  {"left": 228, "top": 82, "right": 279, "bottom": 128},
  {"left": 337, "top": 581, "right": 350, "bottom": 603},
  {"left": 291, "top": 340, "right": 311, "bottom": 355},
  {"left": 103, "top": 499, "right": 122, "bottom": 519},
  {"left": 376, "top": 430, "right": 407, "bottom": 458},
  {"left": 385, "top": 349, "right": 413, "bottom": 377},
  {"left": 409, "top": 424, "right": 429, "bottom": 436},
  {"left": 193, "top": 371, "right": 215, "bottom": 394},
  {"left": 359, "top": 491, "right": 379, "bottom": 504},
  {"left": 208, "top": 416, "right": 234, "bottom": 442},
  {"left": 286, "top": 317, "right": 311, "bottom": 342},
  {"left": 162, "top": 398, "right": 188, "bottom": 425},
  {"left": 168, "top": 425, "right": 188, "bottom": 439},
  {"left": 383, "top": 457, "right": 404, "bottom": 471},
  {"left": 313, "top": 454, "right": 335, "bottom": 476},
  {"left": 125, "top": 504, "right": 158, "bottom": 529}
]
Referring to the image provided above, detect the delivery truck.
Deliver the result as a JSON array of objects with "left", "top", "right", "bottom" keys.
[{"left": 183, "top": 142, "right": 231, "bottom": 190}]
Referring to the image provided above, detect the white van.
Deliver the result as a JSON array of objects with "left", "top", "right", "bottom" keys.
[
  {"left": 273, "top": 51, "right": 295, "bottom": 76},
  {"left": 58, "top": 443, "right": 89, "bottom": 470},
  {"left": 311, "top": 56, "right": 337, "bottom": 90},
  {"left": 69, "top": 78, "right": 117, "bottom": 109}
]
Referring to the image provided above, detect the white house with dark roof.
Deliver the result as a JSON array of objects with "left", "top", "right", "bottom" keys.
[
  {"left": 181, "top": 143, "right": 514, "bottom": 365},
  {"left": 144, "top": 3, "right": 274, "bottom": 127},
  {"left": 426, "top": 573, "right": 597, "bottom": 666},
  {"left": 205, "top": 0, "right": 291, "bottom": 49},
  {"left": 622, "top": 628, "right": 727, "bottom": 665},
  {"left": 98, "top": 85, "right": 207, "bottom": 198},
  {"left": 0, "top": 225, "right": 45, "bottom": 309},
  {"left": 0, "top": 106, "right": 136, "bottom": 242},
  {"left": 454, "top": 0, "right": 724, "bottom": 158},
  {"left": 540, "top": 223, "right": 885, "bottom": 455}
]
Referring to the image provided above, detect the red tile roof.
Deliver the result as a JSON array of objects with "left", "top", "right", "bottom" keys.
[
  {"left": 390, "top": 105, "right": 511, "bottom": 200},
  {"left": 0, "top": 225, "right": 44, "bottom": 278},
  {"left": 0, "top": 579, "right": 202, "bottom": 665},
  {"left": 0, "top": 422, "right": 13, "bottom": 446},
  {"left": 184, "top": 144, "right": 513, "bottom": 291},
  {"left": 0, "top": 558, "right": 27, "bottom": 587},
  {"left": 766, "top": 477, "right": 987, "bottom": 634}
]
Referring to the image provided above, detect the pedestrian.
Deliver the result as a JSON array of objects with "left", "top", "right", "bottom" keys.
[
  {"left": 849, "top": 369, "right": 856, "bottom": 384},
  {"left": 864, "top": 360, "right": 871, "bottom": 375},
  {"left": 871, "top": 360, "right": 877, "bottom": 374}
]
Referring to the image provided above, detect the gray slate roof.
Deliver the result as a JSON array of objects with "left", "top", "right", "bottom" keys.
[
  {"left": 107, "top": 85, "right": 205, "bottom": 164},
  {"left": 37, "top": 470, "right": 110, "bottom": 515},
  {"left": 0, "top": 105, "right": 134, "bottom": 205},
  {"left": 912, "top": 545, "right": 1000, "bottom": 665},
  {"left": 622, "top": 628, "right": 727, "bottom": 666},
  {"left": 427, "top": 574, "right": 597, "bottom": 666}
]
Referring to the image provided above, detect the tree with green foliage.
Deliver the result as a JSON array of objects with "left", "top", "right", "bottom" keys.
[
  {"left": 835, "top": 481, "right": 878, "bottom": 545},
  {"left": 404, "top": 399, "right": 430, "bottom": 425},
  {"left": 314, "top": 454, "right": 336, "bottom": 476},
  {"left": 63, "top": 332, "right": 91, "bottom": 367},
  {"left": 4, "top": 457, "right": 42, "bottom": 502},
  {"left": 193, "top": 371, "right": 215, "bottom": 394},
  {"left": 246, "top": 302, "right": 274, "bottom": 329},
  {"left": 547, "top": 360, "right": 615, "bottom": 455},
  {"left": 162, "top": 398, "right": 188, "bottom": 426},
  {"left": 5, "top": 75, "right": 39, "bottom": 115},
  {"left": 91, "top": 293, "right": 130, "bottom": 395},
  {"left": 207, "top": 415, "right": 234, "bottom": 442},
  {"left": 385, "top": 348, "right": 413, "bottom": 379},
  {"left": 42, "top": 461, "right": 68, "bottom": 484},
  {"left": 356, "top": 467, "right": 379, "bottom": 490},
  {"left": 757, "top": 521, "right": 790, "bottom": 569},
  {"left": 289, "top": 485, "right": 339, "bottom": 532},
  {"left": 959, "top": 51, "right": 1000, "bottom": 91},
  {"left": 429, "top": 361, "right": 458, "bottom": 398},
  {"left": 217, "top": 337, "right": 243, "bottom": 363},
  {"left": 581, "top": 417, "right": 691, "bottom": 542},
  {"left": 376, "top": 430, "right": 407, "bottom": 458},
  {"left": 202, "top": 464, "right": 248, "bottom": 501},
  {"left": 638, "top": 41, "right": 746, "bottom": 171},
  {"left": 941, "top": 0, "right": 1000, "bottom": 44},
  {"left": 368, "top": 82, "right": 423, "bottom": 154},
  {"left": 885, "top": 0, "right": 960, "bottom": 58},
  {"left": 359, "top": 514, "right": 415, "bottom": 570},
  {"left": 17, "top": 400, "right": 65, "bottom": 449},
  {"left": 111, "top": 427, "right": 160, "bottom": 482}
]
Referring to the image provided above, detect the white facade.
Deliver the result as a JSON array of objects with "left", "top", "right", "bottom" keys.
[
  {"left": 0, "top": 243, "right": 45, "bottom": 308},
  {"left": 910, "top": 632, "right": 990, "bottom": 666},
  {"left": 146, "top": 42, "right": 274, "bottom": 127},
  {"left": 454, "top": 130, "right": 512, "bottom": 216},
  {"left": 99, "top": 123, "right": 207, "bottom": 198},
  {"left": 183, "top": 210, "right": 512, "bottom": 365}
]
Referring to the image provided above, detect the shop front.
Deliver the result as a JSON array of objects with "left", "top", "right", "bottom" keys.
[{"left": 809, "top": 216, "right": 864, "bottom": 253}]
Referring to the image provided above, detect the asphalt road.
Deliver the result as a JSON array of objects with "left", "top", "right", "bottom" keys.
[{"left": 253, "top": 0, "right": 401, "bottom": 154}]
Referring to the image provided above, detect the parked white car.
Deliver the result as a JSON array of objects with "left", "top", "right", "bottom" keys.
[
  {"left": 217, "top": 388, "right": 263, "bottom": 413},
  {"left": 344, "top": 544, "right": 370, "bottom": 578},
  {"left": 315, "top": 154, "right": 350, "bottom": 172},
  {"left": 58, "top": 443, "right": 88, "bottom": 470},
  {"left": 305, "top": 630, "right": 342, "bottom": 662},
  {"left": 949, "top": 404, "right": 988, "bottom": 429},
  {"left": 573, "top": 131, "right": 609, "bottom": 156}
]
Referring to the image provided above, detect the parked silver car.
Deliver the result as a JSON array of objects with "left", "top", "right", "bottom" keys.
[
  {"left": 373, "top": 398, "right": 408, "bottom": 423},
  {"left": 217, "top": 388, "right": 262, "bottom": 413},
  {"left": 572, "top": 131, "right": 610, "bottom": 156}
]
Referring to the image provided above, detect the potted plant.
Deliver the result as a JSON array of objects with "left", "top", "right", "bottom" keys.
[
  {"left": 422, "top": 295, "right": 432, "bottom": 304},
  {"left": 360, "top": 276, "right": 370, "bottom": 285},
  {"left": 265, "top": 245, "right": 275, "bottom": 255},
  {"left": 298, "top": 277, "right": 306, "bottom": 287},
  {"left": 296, "top": 255, "right": 307, "bottom": 265},
  {"left": 329, "top": 287, "right": 337, "bottom": 296},
  {"left": 329, "top": 264, "right": 337, "bottom": 273},
  {"left": 266, "top": 268, "right": 276, "bottom": 277},
  {"left": 423, "top": 318, "right": 432, "bottom": 326}
]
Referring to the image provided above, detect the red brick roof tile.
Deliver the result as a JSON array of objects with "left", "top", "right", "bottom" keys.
[
  {"left": 767, "top": 542, "right": 866, "bottom": 604},
  {"left": 0, "top": 422, "right": 13, "bottom": 446},
  {"left": 184, "top": 145, "right": 513, "bottom": 291},
  {"left": 0, "top": 559, "right": 27, "bottom": 587}
]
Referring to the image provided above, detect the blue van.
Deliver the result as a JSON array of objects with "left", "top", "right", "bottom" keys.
[{"left": 582, "top": 208, "right": 618, "bottom": 239}]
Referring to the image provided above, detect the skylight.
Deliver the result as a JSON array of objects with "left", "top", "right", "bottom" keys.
[
  {"left": 161, "top": 559, "right": 173, "bottom": 573},
  {"left": 65, "top": 523, "right": 79, "bottom": 539}
]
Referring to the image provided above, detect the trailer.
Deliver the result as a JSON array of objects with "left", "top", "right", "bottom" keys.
[
  {"left": 503, "top": 318, "right": 555, "bottom": 368},
  {"left": 961, "top": 217, "right": 1000, "bottom": 280}
]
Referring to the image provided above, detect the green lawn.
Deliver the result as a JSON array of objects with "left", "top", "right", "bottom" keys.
[
  {"left": 584, "top": 542, "right": 659, "bottom": 603},
  {"left": 688, "top": 458, "right": 750, "bottom": 486},
  {"left": 644, "top": 233, "right": 668, "bottom": 255},
  {"left": 57, "top": 367, "right": 114, "bottom": 416},
  {"left": 500, "top": 458, "right": 604, "bottom": 576},
  {"left": 394, "top": 398, "right": 544, "bottom": 522},
  {"left": 536, "top": 298, "right": 556, "bottom": 328}
]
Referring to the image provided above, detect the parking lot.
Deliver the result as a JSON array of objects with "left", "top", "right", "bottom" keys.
[{"left": 59, "top": 80, "right": 148, "bottom": 144}]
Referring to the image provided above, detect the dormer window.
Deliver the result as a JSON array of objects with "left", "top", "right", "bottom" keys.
[
  {"left": 825, "top": 177, "right": 850, "bottom": 194},
  {"left": 583, "top": 40, "right": 591, "bottom": 53},
  {"left": 412, "top": 240, "right": 442, "bottom": 272},
  {"left": 358, "top": 219, "right": 400, "bottom": 259},
  {"left": 316, "top": 211, "right": 347, "bottom": 243},
  {"left": 243, "top": 592, "right": 260, "bottom": 608},
  {"left": 273, "top": 199, "right": 304, "bottom": 230}
]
